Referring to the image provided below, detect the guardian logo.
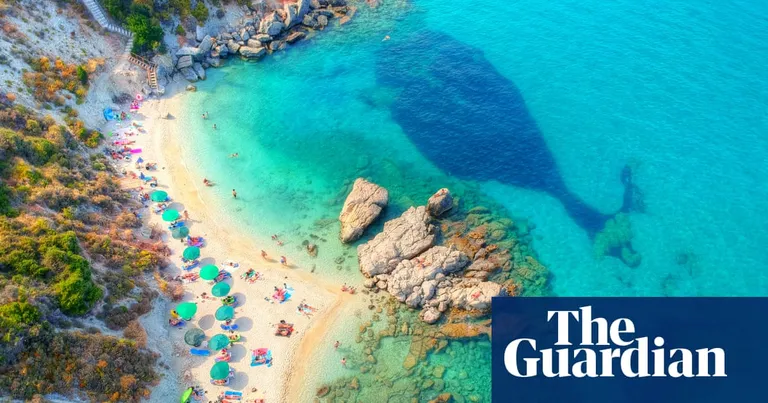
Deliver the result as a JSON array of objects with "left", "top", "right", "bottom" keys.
[
  {"left": 491, "top": 298, "right": 768, "bottom": 403},
  {"left": 504, "top": 306, "right": 726, "bottom": 378}
]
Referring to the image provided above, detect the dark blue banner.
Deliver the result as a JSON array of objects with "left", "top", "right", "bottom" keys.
[{"left": 491, "top": 298, "right": 768, "bottom": 402}]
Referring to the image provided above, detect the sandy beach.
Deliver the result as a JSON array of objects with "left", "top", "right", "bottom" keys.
[{"left": 103, "top": 79, "right": 362, "bottom": 403}]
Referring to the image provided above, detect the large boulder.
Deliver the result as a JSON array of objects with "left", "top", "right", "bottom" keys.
[
  {"left": 357, "top": 206, "right": 436, "bottom": 277},
  {"left": 198, "top": 35, "right": 214, "bottom": 54},
  {"left": 260, "top": 12, "right": 285, "bottom": 36},
  {"left": 239, "top": 46, "right": 266, "bottom": 59},
  {"left": 297, "top": 0, "right": 311, "bottom": 19},
  {"left": 339, "top": 179, "right": 388, "bottom": 243},
  {"left": 179, "top": 67, "right": 199, "bottom": 82},
  {"left": 427, "top": 188, "right": 453, "bottom": 217},
  {"left": 254, "top": 34, "right": 272, "bottom": 43},
  {"left": 177, "top": 46, "right": 202, "bottom": 60},
  {"left": 283, "top": 4, "right": 298, "bottom": 27},
  {"left": 448, "top": 279, "right": 503, "bottom": 312},
  {"left": 387, "top": 246, "right": 469, "bottom": 304},
  {"left": 192, "top": 63, "right": 206, "bottom": 80},
  {"left": 176, "top": 55, "right": 194, "bottom": 69},
  {"left": 195, "top": 25, "right": 206, "bottom": 42},
  {"left": 285, "top": 31, "right": 306, "bottom": 44},
  {"left": 226, "top": 40, "right": 241, "bottom": 54}
]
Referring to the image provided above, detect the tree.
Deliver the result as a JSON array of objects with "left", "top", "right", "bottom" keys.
[
  {"left": 125, "top": 5, "right": 164, "bottom": 52},
  {"left": 192, "top": 1, "right": 209, "bottom": 25}
]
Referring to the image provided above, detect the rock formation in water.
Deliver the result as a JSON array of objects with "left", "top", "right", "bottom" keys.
[
  {"left": 339, "top": 178, "right": 389, "bottom": 243},
  {"left": 426, "top": 188, "right": 454, "bottom": 217},
  {"left": 356, "top": 188, "right": 506, "bottom": 323}
]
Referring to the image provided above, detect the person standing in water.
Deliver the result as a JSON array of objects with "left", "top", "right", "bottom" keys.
[
  {"left": 232, "top": 189, "right": 237, "bottom": 198},
  {"left": 334, "top": 341, "right": 340, "bottom": 350}
]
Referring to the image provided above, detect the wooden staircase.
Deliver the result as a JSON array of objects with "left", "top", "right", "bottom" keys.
[{"left": 127, "top": 54, "right": 160, "bottom": 91}]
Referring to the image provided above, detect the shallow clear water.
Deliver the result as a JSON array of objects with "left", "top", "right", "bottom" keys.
[{"left": 178, "top": 0, "right": 768, "bottom": 399}]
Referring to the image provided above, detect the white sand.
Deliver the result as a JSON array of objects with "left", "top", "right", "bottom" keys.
[{"left": 101, "top": 79, "right": 361, "bottom": 403}]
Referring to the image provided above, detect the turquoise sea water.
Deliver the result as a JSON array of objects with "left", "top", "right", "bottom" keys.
[{"left": 178, "top": 0, "right": 768, "bottom": 400}]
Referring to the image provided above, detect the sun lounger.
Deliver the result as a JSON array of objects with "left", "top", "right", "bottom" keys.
[
  {"left": 183, "top": 260, "right": 200, "bottom": 271},
  {"left": 190, "top": 348, "right": 210, "bottom": 356}
]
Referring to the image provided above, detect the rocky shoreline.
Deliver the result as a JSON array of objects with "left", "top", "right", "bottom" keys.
[
  {"left": 165, "top": 0, "right": 357, "bottom": 86},
  {"left": 340, "top": 180, "right": 520, "bottom": 324}
]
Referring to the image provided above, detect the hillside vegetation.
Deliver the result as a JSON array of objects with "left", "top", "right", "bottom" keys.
[{"left": 0, "top": 91, "right": 166, "bottom": 401}]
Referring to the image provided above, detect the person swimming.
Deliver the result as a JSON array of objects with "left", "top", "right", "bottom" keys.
[{"left": 229, "top": 153, "right": 239, "bottom": 158}]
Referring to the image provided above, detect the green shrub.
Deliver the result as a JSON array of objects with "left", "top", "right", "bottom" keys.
[
  {"left": 175, "top": 24, "right": 186, "bottom": 36},
  {"left": 126, "top": 5, "right": 163, "bottom": 52},
  {"left": 192, "top": 1, "right": 209, "bottom": 25},
  {"left": 76, "top": 65, "right": 88, "bottom": 85}
]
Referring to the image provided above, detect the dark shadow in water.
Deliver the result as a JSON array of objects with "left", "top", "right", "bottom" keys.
[{"left": 375, "top": 30, "right": 642, "bottom": 263}]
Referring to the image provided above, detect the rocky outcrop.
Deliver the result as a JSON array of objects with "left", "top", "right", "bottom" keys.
[
  {"left": 239, "top": 46, "right": 266, "bottom": 59},
  {"left": 339, "top": 179, "right": 389, "bottom": 243},
  {"left": 447, "top": 279, "right": 501, "bottom": 311},
  {"left": 172, "top": 1, "right": 351, "bottom": 83},
  {"left": 356, "top": 187, "right": 512, "bottom": 323},
  {"left": 357, "top": 206, "right": 435, "bottom": 277},
  {"left": 387, "top": 246, "right": 470, "bottom": 305},
  {"left": 427, "top": 188, "right": 453, "bottom": 217}
]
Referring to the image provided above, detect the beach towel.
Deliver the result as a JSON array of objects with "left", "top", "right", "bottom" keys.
[
  {"left": 131, "top": 148, "right": 142, "bottom": 154},
  {"left": 250, "top": 349, "right": 272, "bottom": 367},
  {"left": 221, "top": 323, "right": 239, "bottom": 331}
]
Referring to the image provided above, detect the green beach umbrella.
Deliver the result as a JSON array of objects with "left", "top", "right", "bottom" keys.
[
  {"left": 184, "top": 328, "right": 205, "bottom": 347},
  {"left": 211, "top": 282, "right": 231, "bottom": 297},
  {"left": 176, "top": 302, "right": 197, "bottom": 320},
  {"left": 182, "top": 246, "right": 201, "bottom": 260},
  {"left": 150, "top": 190, "right": 168, "bottom": 202},
  {"left": 171, "top": 226, "right": 190, "bottom": 239},
  {"left": 180, "top": 387, "right": 194, "bottom": 403},
  {"left": 210, "top": 362, "right": 230, "bottom": 380},
  {"left": 200, "top": 264, "right": 219, "bottom": 281},
  {"left": 208, "top": 334, "right": 230, "bottom": 351},
  {"left": 162, "top": 209, "right": 181, "bottom": 222},
  {"left": 215, "top": 305, "right": 234, "bottom": 321}
]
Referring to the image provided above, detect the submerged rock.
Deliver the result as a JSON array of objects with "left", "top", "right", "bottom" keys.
[
  {"left": 357, "top": 206, "right": 435, "bottom": 277},
  {"left": 339, "top": 178, "right": 389, "bottom": 243}
]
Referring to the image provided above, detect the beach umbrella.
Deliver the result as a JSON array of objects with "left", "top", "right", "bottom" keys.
[
  {"left": 162, "top": 209, "right": 181, "bottom": 221},
  {"left": 210, "top": 362, "right": 230, "bottom": 380},
  {"left": 215, "top": 305, "right": 234, "bottom": 321},
  {"left": 176, "top": 302, "right": 198, "bottom": 320},
  {"left": 211, "top": 282, "right": 231, "bottom": 297},
  {"left": 184, "top": 328, "right": 205, "bottom": 347},
  {"left": 180, "top": 387, "right": 194, "bottom": 403},
  {"left": 200, "top": 264, "right": 219, "bottom": 281},
  {"left": 182, "top": 246, "right": 201, "bottom": 260},
  {"left": 171, "top": 226, "right": 190, "bottom": 239},
  {"left": 150, "top": 190, "right": 168, "bottom": 202},
  {"left": 208, "top": 334, "right": 230, "bottom": 351}
]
